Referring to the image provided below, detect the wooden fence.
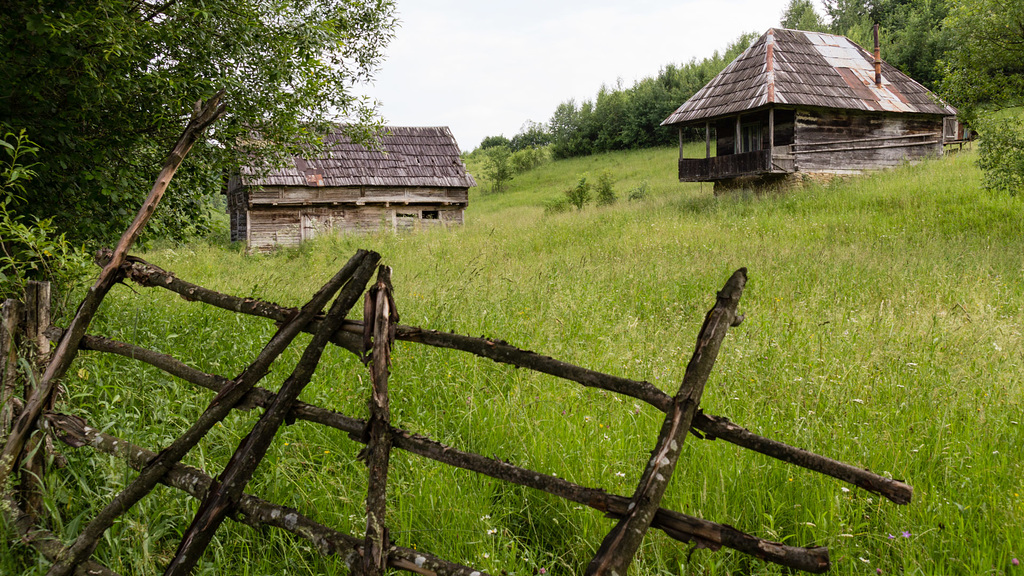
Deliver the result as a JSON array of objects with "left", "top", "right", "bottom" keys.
[
  {"left": 1, "top": 96, "right": 911, "bottom": 575},
  {"left": 1, "top": 254, "right": 913, "bottom": 575}
]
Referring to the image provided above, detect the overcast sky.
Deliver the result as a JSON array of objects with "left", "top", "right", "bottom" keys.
[{"left": 361, "top": 1, "right": 827, "bottom": 151}]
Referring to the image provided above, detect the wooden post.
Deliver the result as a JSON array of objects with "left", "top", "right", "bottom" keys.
[
  {"left": 769, "top": 108, "right": 775, "bottom": 168},
  {"left": 735, "top": 116, "right": 742, "bottom": 154},
  {"left": 0, "top": 299, "right": 20, "bottom": 436},
  {"left": 20, "top": 281, "right": 52, "bottom": 517},
  {"left": 363, "top": 266, "right": 398, "bottom": 576},
  {"left": 705, "top": 121, "right": 711, "bottom": 159},
  {"left": 678, "top": 127, "right": 684, "bottom": 160}
]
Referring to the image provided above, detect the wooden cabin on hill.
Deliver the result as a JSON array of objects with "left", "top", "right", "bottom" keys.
[
  {"left": 225, "top": 126, "right": 475, "bottom": 251},
  {"left": 661, "top": 28, "right": 958, "bottom": 191}
]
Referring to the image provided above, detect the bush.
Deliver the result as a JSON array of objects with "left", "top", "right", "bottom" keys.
[
  {"left": 628, "top": 180, "right": 650, "bottom": 201},
  {"left": 976, "top": 116, "right": 1024, "bottom": 195},
  {"left": 595, "top": 170, "right": 617, "bottom": 206},
  {"left": 564, "top": 175, "right": 592, "bottom": 210},
  {"left": 1, "top": 129, "right": 90, "bottom": 309},
  {"left": 483, "top": 145, "right": 514, "bottom": 193},
  {"left": 510, "top": 146, "right": 548, "bottom": 174},
  {"left": 543, "top": 197, "right": 571, "bottom": 214}
]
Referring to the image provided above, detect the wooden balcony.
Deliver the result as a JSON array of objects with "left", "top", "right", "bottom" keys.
[{"left": 678, "top": 149, "right": 787, "bottom": 182}]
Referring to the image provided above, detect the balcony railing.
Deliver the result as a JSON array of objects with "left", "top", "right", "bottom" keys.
[{"left": 678, "top": 149, "right": 776, "bottom": 182}]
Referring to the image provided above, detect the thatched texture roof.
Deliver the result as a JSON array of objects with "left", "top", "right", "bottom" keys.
[
  {"left": 662, "top": 28, "right": 956, "bottom": 126},
  {"left": 240, "top": 126, "right": 477, "bottom": 188}
]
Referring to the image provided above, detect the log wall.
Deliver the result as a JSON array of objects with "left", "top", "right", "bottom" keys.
[
  {"left": 247, "top": 204, "right": 465, "bottom": 252},
  {"left": 225, "top": 183, "right": 468, "bottom": 251},
  {"left": 792, "top": 109, "right": 943, "bottom": 173}
]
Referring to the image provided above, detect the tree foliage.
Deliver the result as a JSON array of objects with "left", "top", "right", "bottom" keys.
[
  {"left": 547, "top": 33, "right": 756, "bottom": 160},
  {"left": 1, "top": 0, "right": 396, "bottom": 246},
  {"left": 940, "top": 0, "right": 1024, "bottom": 121},
  {"left": 782, "top": 0, "right": 827, "bottom": 31}
]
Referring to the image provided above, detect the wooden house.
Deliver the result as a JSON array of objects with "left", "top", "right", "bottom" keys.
[
  {"left": 226, "top": 126, "right": 476, "bottom": 251},
  {"left": 661, "top": 28, "right": 958, "bottom": 190}
]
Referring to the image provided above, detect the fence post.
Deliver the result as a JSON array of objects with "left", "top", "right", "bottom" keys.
[
  {"left": 21, "top": 281, "right": 53, "bottom": 516},
  {"left": 1, "top": 298, "right": 22, "bottom": 437}
]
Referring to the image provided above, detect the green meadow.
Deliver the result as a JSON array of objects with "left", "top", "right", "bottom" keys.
[{"left": 3, "top": 146, "right": 1022, "bottom": 575}]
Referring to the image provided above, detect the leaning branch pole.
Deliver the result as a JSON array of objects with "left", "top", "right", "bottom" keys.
[
  {"left": 587, "top": 268, "right": 747, "bottom": 576},
  {"left": 0, "top": 93, "right": 226, "bottom": 488}
]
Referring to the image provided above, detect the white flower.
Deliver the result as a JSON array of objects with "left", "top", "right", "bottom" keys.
[
  {"left": 840, "top": 487, "right": 851, "bottom": 493},
  {"left": 487, "top": 528, "right": 497, "bottom": 535}
]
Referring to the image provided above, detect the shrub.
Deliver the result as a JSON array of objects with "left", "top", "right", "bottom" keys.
[
  {"left": 564, "top": 175, "right": 592, "bottom": 210},
  {"left": 595, "top": 170, "right": 617, "bottom": 206},
  {"left": 484, "top": 145, "right": 514, "bottom": 193},
  {"left": 510, "top": 146, "right": 548, "bottom": 174},
  {"left": 543, "top": 197, "right": 571, "bottom": 214},
  {"left": 1, "top": 129, "right": 90, "bottom": 309},
  {"left": 976, "top": 116, "right": 1024, "bottom": 195},
  {"left": 628, "top": 180, "right": 650, "bottom": 201}
]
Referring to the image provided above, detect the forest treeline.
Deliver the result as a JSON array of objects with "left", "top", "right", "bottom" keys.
[{"left": 476, "top": 0, "right": 954, "bottom": 160}]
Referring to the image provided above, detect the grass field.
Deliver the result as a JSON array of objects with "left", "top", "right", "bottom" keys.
[{"left": 3, "top": 145, "right": 1022, "bottom": 575}]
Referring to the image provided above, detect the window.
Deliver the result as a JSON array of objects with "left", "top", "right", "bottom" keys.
[{"left": 422, "top": 210, "right": 439, "bottom": 220}]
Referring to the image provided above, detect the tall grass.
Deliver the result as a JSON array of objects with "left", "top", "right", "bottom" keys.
[{"left": 3, "top": 148, "right": 1022, "bottom": 575}]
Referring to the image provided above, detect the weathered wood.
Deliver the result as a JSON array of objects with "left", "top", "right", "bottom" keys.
[
  {"left": 0, "top": 93, "right": 226, "bottom": 490},
  {"left": 46, "top": 250, "right": 371, "bottom": 576},
  {"left": 362, "top": 266, "right": 397, "bottom": 576},
  {"left": 57, "top": 330, "right": 830, "bottom": 571},
  {"left": 1, "top": 299, "right": 20, "bottom": 436},
  {"left": 586, "top": 269, "right": 747, "bottom": 576},
  {"left": 111, "top": 256, "right": 911, "bottom": 504},
  {"left": 19, "top": 281, "right": 52, "bottom": 516},
  {"left": 164, "top": 253, "right": 379, "bottom": 576},
  {"left": 45, "top": 413, "right": 489, "bottom": 576},
  {"left": 695, "top": 413, "right": 911, "bottom": 504}
]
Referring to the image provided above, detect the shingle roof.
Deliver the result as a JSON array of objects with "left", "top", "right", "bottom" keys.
[
  {"left": 662, "top": 28, "right": 956, "bottom": 126},
  {"left": 240, "top": 126, "right": 477, "bottom": 188}
]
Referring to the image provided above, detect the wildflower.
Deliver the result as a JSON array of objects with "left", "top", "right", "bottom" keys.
[
  {"left": 603, "top": 434, "right": 610, "bottom": 441},
  {"left": 888, "top": 534, "right": 895, "bottom": 539},
  {"left": 1012, "top": 558, "right": 1019, "bottom": 566},
  {"left": 840, "top": 487, "right": 851, "bottom": 493},
  {"left": 859, "top": 557, "right": 870, "bottom": 563},
  {"left": 901, "top": 531, "right": 911, "bottom": 538},
  {"left": 481, "top": 515, "right": 491, "bottom": 521},
  {"left": 482, "top": 553, "right": 489, "bottom": 559},
  {"left": 487, "top": 528, "right": 497, "bottom": 535},
  {"left": 324, "top": 450, "right": 330, "bottom": 454},
  {"left": 539, "top": 569, "right": 547, "bottom": 575},
  {"left": 877, "top": 569, "right": 883, "bottom": 574},
  {"left": 615, "top": 472, "right": 626, "bottom": 478}
]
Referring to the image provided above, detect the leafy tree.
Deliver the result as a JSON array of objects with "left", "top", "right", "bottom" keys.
[
  {"left": 940, "top": 0, "right": 1024, "bottom": 122},
  {"left": 781, "top": 0, "right": 828, "bottom": 30},
  {"left": 941, "top": 0, "right": 1024, "bottom": 194},
  {"left": 509, "top": 121, "right": 552, "bottom": 151},
  {"left": 1, "top": 0, "right": 397, "bottom": 246},
  {"left": 479, "top": 135, "right": 512, "bottom": 150},
  {"left": 483, "top": 145, "right": 514, "bottom": 193}
]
